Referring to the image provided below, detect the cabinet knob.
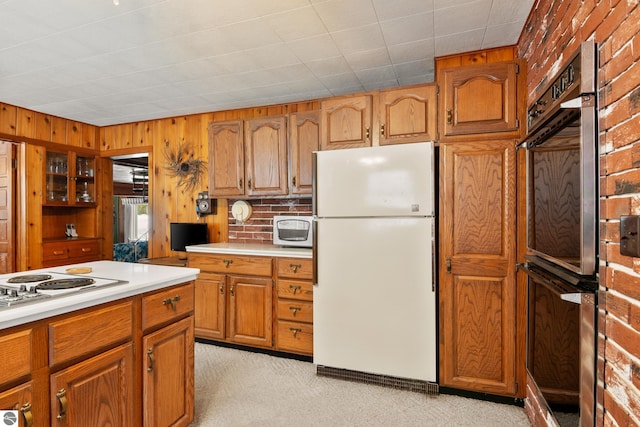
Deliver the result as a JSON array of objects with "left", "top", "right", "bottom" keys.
[
  {"left": 230, "top": 284, "right": 235, "bottom": 297},
  {"left": 248, "top": 178, "right": 252, "bottom": 189},
  {"left": 289, "top": 327, "right": 302, "bottom": 337},
  {"left": 223, "top": 259, "right": 233, "bottom": 267},
  {"left": 446, "top": 258, "right": 452, "bottom": 274},
  {"left": 55, "top": 388, "right": 67, "bottom": 420},
  {"left": 380, "top": 124, "right": 385, "bottom": 137},
  {"left": 365, "top": 127, "right": 370, "bottom": 140},
  {"left": 289, "top": 263, "right": 302, "bottom": 273},
  {"left": 162, "top": 295, "right": 181, "bottom": 311},
  {"left": 292, "top": 176, "right": 297, "bottom": 186},
  {"left": 219, "top": 284, "right": 224, "bottom": 295},
  {"left": 447, "top": 109, "right": 453, "bottom": 125}
]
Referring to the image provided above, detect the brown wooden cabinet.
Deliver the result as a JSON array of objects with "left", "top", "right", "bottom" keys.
[
  {"left": 0, "top": 281, "right": 195, "bottom": 427},
  {"left": 244, "top": 115, "right": 288, "bottom": 196},
  {"left": 50, "top": 343, "right": 134, "bottom": 426},
  {"left": 189, "top": 253, "right": 274, "bottom": 349},
  {"left": 378, "top": 85, "right": 437, "bottom": 145},
  {"left": 208, "top": 116, "right": 289, "bottom": 197},
  {"left": 439, "top": 139, "right": 517, "bottom": 396},
  {"left": 44, "top": 150, "right": 96, "bottom": 206},
  {"left": 142, "top": 316, "right": 194, "bottom": 427},
  {"left": 207, "top": 120, "right": 245, "bottom": 197},
  {"left": 439, "top": 62, "right": 519, "bottom": 138},
  {"left": 321, "top": 95, "right": 372, "bottom": 150},
  {"left": 289, "top": 111, "right": 320, "bottom": 195},
  {"left": 275, "top": 257, "right": 313, "bottom": 355},
  {"left": 42, "top": 238, "right": 101, "bottom": 268}
]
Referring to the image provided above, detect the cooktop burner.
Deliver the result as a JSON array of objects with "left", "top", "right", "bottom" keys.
[
  {"left": 7, "top": 274, "right": 53, "bottom": 283},
  {"left": 36, "top": 278, "right": 96, "bottom": 290}
]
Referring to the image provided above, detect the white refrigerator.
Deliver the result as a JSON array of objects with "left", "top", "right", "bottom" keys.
[{"left": 313, "top": 142, "right": 437, "bottom": 383}]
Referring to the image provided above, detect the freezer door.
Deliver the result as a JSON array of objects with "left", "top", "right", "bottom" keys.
[
  {"left": 315, "top": 142, "right": 434, "bottom": 217},
  {"left": 313, "top": 217, "right": 436, "bottom": 382}
]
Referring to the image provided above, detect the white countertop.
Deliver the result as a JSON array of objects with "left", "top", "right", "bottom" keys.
[
  {"left": 186, "top": 243, "right": 312, "bottom": 259},
  {"left": 0, "top": 260, "right": 199, "bottom": 330}
]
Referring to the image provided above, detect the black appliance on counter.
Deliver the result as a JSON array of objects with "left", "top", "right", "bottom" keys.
[{"left": 521, "top": 41, "right": 599, "bottom": 427}]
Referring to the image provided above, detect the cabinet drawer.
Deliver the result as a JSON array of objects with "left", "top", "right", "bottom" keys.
[
  {"left": 276, "top": 258, "right": 313, "bottom": 280},
  {"left": 42, "top": 242, "right": 69, "bottom": 262},
  {"left": 0, "top": 329, "right": 32, "bottom": 385},
  {"left": 142, "top": 282, "right": 194, "bottom": 331},
  {"left": 277, "top": 279, "right": 313, "bottom": 302},
  {"left": 49, "top": 300, "right": 133, "bottom": 366},
  {"left": 68, "top": 240, "right": 100, "bottom": 259},
  {"left": 189, "top": 254, "right": 272, "bottom": 276},
  {"left": 276, "top": 320, "right": 313, "bottom": 355},
  {"left": 277, "top": 300, "right": 313, "bottom": 323}
]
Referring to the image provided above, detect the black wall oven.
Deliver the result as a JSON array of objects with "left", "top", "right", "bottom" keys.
[{"left": 522, "top": 41, "right": 599, "bottom": 426}]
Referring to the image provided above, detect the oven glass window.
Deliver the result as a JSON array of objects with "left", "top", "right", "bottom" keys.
[{"left": 528, "top": 118, "right": 581, "bottom": 268}]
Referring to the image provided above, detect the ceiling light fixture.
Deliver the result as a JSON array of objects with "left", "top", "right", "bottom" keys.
[{"left": 113, "top": 0, "right": 119, "bottom": 5}]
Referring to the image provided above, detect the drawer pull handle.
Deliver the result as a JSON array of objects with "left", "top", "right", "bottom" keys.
[
  {"left": 447, "top": 109, "right": 453, "bottom": 125},
  {"left": 230, "top": 285, "right": 235, "bottom": 297},
  {"left": 81, "top": 247, "right": 92, "bottom": 253},
  {"left": 223, "top": 259, "right": 233, "bottom": 267},
  {"left": 53, "top": 250, "right": 65, "bottom": 256},
  {"left": 289, "top": 327, "right": 302, "bottom": 337},
  {"left": 289, "top": 263, "right": 302, "bottom": 273},
  {"left": 147, "top": 348, "right": 155, "bottom": 372},
  {"left": 219, "top": 284, "right": 224, "bottom": 295},
  {"left": 380, "top": 124, "right": 385, "bottom": 136},
  {"left": 162, "top": 295, "right": 181, "bottom": 311},
  {"left": 289, "top": 285, "right": 301, "bottom": 294},
  {"left": 56, "top": 388, "right": 67, "bottom": 420},
  {"left": 289, "top": 306, "right": 301, "bottom": 316},
  {"left": 20, "top": 402, "right": 33, "bottom": 427}
]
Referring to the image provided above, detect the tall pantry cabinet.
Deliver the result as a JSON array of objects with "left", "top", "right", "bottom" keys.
[{"left": 436, "top": 46, "right": 526, "bottom": 397}]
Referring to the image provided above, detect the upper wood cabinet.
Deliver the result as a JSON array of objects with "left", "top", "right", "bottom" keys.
[
  {"left": 439, "top": 62, "right": 519, "bottom": 138},
  {"left": 289, "top": 111, "right": 320, "bottom": 195},
  {"left": 321, "top": 95, "right": 372, "bottom": 150},
  {"left": 208, "top": 120, "right": 245, "bottom": 197},
  {"left": 378, "top": 85, "right": 437, "bottom": 145},
  {"left": 244, "top": 115, "right": 288, "bottom": 196},
  {"left": 208, "top": 116, "right": 288, "bottom": 197}
]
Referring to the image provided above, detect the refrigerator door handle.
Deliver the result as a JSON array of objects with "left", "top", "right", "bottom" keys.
[
  {"left": 312, "top": 152, "right": 318, "bottom": 216},
  {"left": 312, "top": 219, "right": 318, "bottom": 286}
]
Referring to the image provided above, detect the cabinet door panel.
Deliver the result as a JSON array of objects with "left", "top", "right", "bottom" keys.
[
  {"left": 441, "top": 63, "right": 518, "bottom": 136},
  {"left": 143, "top": 316, "right": 194, "bottom": 427},
  {"left": 439, "top": 140, "right": 517, "bottom": 396},
  {"left": 321, "top": 96, "right": 372, "bottom": 150},
  {"left": 379, "top": 85, "right": 437, "bottom": 145},
  {"left": 208, "top": 120, "right": 244, "bottom": 196},
  {"left": 0, "top": 382, "right": 34, "bottom": 427},
  {"left": 50, "top": 343, "right": 134, "bottom": 427},
  {"left": 290, "top": 111, "right": 320, "bottom": 194},
  {"left": 244, "top": 116, "right": 288, "bottom": 195},
  {"left": 194, "top": 273, "right": 226, "bottom": 340},
  {"left": 228, "top": 275, "right": 272, "bottom": 347}
]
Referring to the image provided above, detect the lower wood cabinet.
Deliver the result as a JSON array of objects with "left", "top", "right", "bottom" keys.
[
  {"left": 0, "top": 281, "right": 195, "bottom": 427},
  {"left": 143, "top": 316, "right": 194, "bottom": 427},
  {"left": 190, "top": 253, "right": 313, "bottom": 355},
  {"left": 189, "top": 254, "right": 273, "bottom": 349},
  {"left": 42, "top": 238, "right": 101, "bottom": 268},
  {"left": 50, "top": 343, "right": 134, "bottom": 426}
]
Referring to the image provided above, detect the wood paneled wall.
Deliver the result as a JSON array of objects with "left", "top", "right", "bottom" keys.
[{"left": 98, "top": 101, "right": 320, "bottom": 259}]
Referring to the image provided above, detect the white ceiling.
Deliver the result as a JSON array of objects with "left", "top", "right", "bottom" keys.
[{"left": 0, "top": 0, "right": 534, "bottom": 126}]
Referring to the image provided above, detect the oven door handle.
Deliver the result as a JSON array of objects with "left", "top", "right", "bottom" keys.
[{"left": 520, "top": 263, "right": 583, "bottom": 304}]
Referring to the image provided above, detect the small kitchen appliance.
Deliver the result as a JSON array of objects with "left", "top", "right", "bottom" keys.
[{"left": 272, "top": 216, "right": 313, "bottom": 248}]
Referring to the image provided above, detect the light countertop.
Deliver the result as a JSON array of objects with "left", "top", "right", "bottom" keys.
[
  {"left": 0, "top": 260, "right": 199, "bottom": 330},
  {"left": 186, "top": 243, "right": 312, "bottom": 259}
]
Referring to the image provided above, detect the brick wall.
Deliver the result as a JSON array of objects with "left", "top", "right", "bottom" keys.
[
  {"left": 227, "top": 198, "right": 312, "bottom": 244},
  {"left": 519, "top": 1, "right": 640, "bottom": 426}
]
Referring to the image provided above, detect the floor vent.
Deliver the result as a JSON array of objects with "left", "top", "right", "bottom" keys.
[{"left": 316, "top": 365, "right": 439, "bottom": 395}]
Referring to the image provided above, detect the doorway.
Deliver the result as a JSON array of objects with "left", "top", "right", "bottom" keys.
[{"left": 111, "top": 154, "right": 149, "bottom": 262}]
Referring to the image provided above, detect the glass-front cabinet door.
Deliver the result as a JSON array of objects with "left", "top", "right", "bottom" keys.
[
  {"left": 44, "top": 150, "right": 96, "bottom": 206},
  {"left": 45, "top": 151, "right": 69, "bottom": 204},
  {"left": 75, "top": 155, "right": 95, "bottom": 204}
]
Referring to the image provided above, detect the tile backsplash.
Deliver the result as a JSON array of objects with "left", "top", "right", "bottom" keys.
[{"left": 227, "top": 198, "right": 312, "bottom": 244}]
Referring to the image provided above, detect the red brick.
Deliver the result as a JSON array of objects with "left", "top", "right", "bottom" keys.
[
  {"left": 610, "top": 3, "right": 640, "bottom": 54},
  {"left": 595, "top": 3, "right": 629, "bottom": 44},
  {"left": 601, "top": 195, "right": 631, "bottom": 218},
  {"left": 607, "top": 118, "right": 640, "bottom": 150},
  {"left": 630, "top": 302, "right": 640, "bottom": 332},
  {"left": 603, "top": 144, "right": 634, "bottom": 174},
  {"left": 607, "top": 292, "right": 632, "bottom": 324},
  {"left": 610, "top": 269, "right": 640, "bottom": 301},
  {"left": 608, "top": 61, "right": 640, "bottom": 106}
]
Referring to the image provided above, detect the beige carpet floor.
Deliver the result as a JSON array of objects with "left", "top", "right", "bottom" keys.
[{"left": 191, "top": 343, "right": 531, "bottom": 427}]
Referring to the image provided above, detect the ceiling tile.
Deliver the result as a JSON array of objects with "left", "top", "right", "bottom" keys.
[
  {"left": 433, "top": 0, "right": 492, "bottom": 37},
  {"left": 379, "top": 12, "right": 434, "bottom": 46},
  {"left": 286, "top": 34, "right": 342, "bottom": 62},
  {"left": 265, "top": 6, "right": 327, "bottom": 41},
  {"left": 313, "top": 0, "right": 378, "bottom": 32},
  {"left": 330, "top": 24, "right": 385, "bottom": 55},
  {"left": 371, "top": 0, "right": 434, "bottom": 21}
]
